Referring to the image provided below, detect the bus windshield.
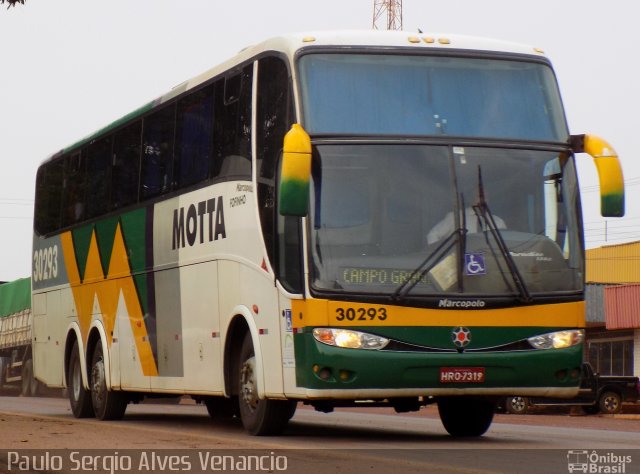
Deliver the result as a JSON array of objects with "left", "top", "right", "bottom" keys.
[
  {"left": 308, "top": 144, "right": 583, "bottom": 300},
  {"left": 299, "top": 53, "right": 568, "bottom": 142}
]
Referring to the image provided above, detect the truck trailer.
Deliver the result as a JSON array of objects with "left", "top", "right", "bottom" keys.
[{"left": 0, "top": 277, "right": 41, "bottom": 396}]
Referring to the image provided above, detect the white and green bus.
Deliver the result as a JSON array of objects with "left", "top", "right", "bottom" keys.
[{"left": 32, "top": 31, "right": 624, "bottom": 437}]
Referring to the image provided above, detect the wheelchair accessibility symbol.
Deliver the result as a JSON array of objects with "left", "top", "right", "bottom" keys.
[{"left": 465, "top": 253, "right": 486, "bottom": 276}]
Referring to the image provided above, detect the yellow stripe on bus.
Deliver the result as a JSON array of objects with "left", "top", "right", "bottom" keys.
[
  {"left": 109, "top": 224, "right": 158, "bottom": 376},
  {"left": 60, "top": 227, "right": 159, "bottom": 377},
  {"left": 292, "top": 299, "right": 585, "bottom": 328}
]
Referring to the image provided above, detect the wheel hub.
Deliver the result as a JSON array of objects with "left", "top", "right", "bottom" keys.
[
  {"left": 603, "top": 396, "right": 619, "bottom": 412},
  {"left": 91, "top": 358, "right": 105, "bottom": 405},
  {"left": 72, "top": 360, "right": 82, "bottom": 401},
  {"left": 240, "top": 356, "right": 258, "bottom": 411}
]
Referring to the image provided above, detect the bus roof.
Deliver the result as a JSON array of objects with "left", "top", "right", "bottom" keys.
[
  {"left": 44, "top": 30, "right": 547, "bottom": 164},
  {"left": 262, "top": 30, "right": 545, "bottom": 56}
]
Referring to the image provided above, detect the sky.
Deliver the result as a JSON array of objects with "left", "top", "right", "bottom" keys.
[{"left": 0, "top": 0, "right": 638, "bottom": 281}]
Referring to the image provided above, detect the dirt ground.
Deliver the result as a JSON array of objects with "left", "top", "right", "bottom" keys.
[
  {"left": 328, "top": 402, "right": 640, "bottom": 432},
  {"left": 1, "top": 399, "right": 638, "bottom": 450},
  {"left": 0, "top": 412, "right": 249, "bottom": 450}
]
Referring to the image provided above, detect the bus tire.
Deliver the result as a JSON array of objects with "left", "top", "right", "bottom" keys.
[
  {"left": 67, "top": 341, "right": 93, "bottom": 418},
  {"left": 237, "top": 334, "right": 294, "bottom": 436},
  {"left": 204, "top": 396, "right": 240, "bottom": 420},
  {"left": 505, "top": 396, "right": 529, "bottom": 415},
  {"left": 287, "top": 401, "right": 298, "bottom": 420},
  {"left": 90, "top": 340, "right": 127, "bottom": 420},
  {"left": 598, "top": 391, "right": 622, "bottom": 415},
  {"left": 437, "top": 396, "right": 495, "bottom": 437}
]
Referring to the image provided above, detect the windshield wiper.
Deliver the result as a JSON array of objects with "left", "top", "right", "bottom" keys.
[
  {"left": 391, "top": 226, "right": 463, "bottom": 303},
  {"left": 473, "top": 166, "right": 532, "bottom": 303}
]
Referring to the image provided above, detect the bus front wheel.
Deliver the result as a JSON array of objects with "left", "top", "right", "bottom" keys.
[
  {"left": 204, "top": 396, "right": 240, "bottom": 420},
  {"left": 67, "top": 341, "right": 93, "bottom": 418},
  {"left": 437, "top": 396, "right": 495, "bottom": 437},
  {"left": 237, "top": 334, "right": 294, "bottom": 435}
]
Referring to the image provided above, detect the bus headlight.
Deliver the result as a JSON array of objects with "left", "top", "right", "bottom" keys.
[
  {"left": 528, "top": 329, "right": 584, "bottom": 350},
  {"left": 313, "top": 328, "right": 389, "bottom": 350}
]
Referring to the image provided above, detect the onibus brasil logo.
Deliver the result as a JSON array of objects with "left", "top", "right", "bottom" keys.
[{"left": 567, "top": 450, "right": 632, "bottom": 473}]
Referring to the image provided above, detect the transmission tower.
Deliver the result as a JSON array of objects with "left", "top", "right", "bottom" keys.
[{"left": 372, "top": 0, "right": 403, "bottom": 30}]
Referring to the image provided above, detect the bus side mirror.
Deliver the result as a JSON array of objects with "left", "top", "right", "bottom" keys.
[
  {"left": 279, "top": 124, "right": 312, "bottom": 217},
  {"left": 571, "top": 134, "right": 625, "bottom": 217}
]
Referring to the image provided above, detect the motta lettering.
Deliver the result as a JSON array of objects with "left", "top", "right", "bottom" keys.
[{"left": 172, "top": 196, "right": 226, "bottom": 250}]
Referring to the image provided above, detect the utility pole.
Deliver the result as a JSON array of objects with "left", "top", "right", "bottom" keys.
[{"left": 372, "top": 0, "right": 403, "bottom": 30}]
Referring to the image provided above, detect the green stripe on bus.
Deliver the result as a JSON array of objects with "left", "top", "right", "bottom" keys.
[
  {"left": 71, "top": 225, "right": 95, "bottom": 282},
  {"left": 63, "top": 100, "right": 156, "bottom": 154},
  {"left": 120, "top": 208, "right": 148, "bottom": 314}
]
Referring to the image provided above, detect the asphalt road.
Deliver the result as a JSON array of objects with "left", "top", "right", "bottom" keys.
[{"left": 0, "top": 396, "right": 638, "bottom": 473}]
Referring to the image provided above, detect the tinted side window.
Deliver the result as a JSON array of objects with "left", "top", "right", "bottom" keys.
[
  {"left": 175, "top": 85, "right": 214, "bottom": 188},
  {"left": 62, "top": 152, "right": 87, "bottom": 227},
  {"left": 257, "top": 57, "right": 292, "bottom": 181},
  {"left": 256, "top": 56, "right": 298, "bottom": 290},
  {"left": 34, "top": 159, "right": 63, "bottom": 235},
  {"left": 213, "top": 65, "right": 253, "bottom": 180},
  {"left": 85, "top": 137, "right": 112, "bottom": 219},
  {"left": 112, "top": 121, "right": 141, "bottom": 209},
  {"left": 141, "top": 105, "right": 175, "bottom": 199}
]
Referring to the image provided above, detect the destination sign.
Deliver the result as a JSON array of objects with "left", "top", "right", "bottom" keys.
[{"left": 339, "top": 267, "right": 432, "bottom": 286}]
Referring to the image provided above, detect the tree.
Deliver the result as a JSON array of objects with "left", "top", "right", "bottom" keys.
[{"left": 1, "top": 0, "right": 25, "bottom": 8}]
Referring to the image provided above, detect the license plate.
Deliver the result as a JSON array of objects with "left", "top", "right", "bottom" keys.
[{"left": 440, "top": 367, "right": 485, "bottom": 383}]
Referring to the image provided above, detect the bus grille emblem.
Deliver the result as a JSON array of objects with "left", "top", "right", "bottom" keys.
[{"left": 451, "top": 327, "right": 471, "bottom": 349}]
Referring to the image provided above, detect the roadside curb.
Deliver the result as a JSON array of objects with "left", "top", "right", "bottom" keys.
[{"left": 610, "top": 414, "right": 640, "bottom": 420}]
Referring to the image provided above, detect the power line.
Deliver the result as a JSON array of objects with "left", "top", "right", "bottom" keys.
[
  {"left": 582, "top": 177, "right": 640, "bottom": 193},
  {"left": 0, "top": 198, "right": 34, "bottom": 208},
  {"left": 584, "top": 222, "right": 640, "bottom": 233}
]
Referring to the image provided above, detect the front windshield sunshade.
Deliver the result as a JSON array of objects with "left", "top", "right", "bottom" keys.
[
  {"left": 299, "top": 53, "right": 569, "bottom": 142},
  {"left": 308, "top": 144, "right": 583, "bottom": 300}
]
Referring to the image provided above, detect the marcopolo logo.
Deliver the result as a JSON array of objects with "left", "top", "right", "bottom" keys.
[
  {"left": 438, "top": 299, "right": 486, "bottom": 309},
  {"left": 451, "top": 326, "right": 471, "bottom": 348},
  {"left": 567, "top": 450, "right": 632, "bottom": 473}
]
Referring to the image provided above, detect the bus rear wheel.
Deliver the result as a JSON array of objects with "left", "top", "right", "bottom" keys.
[
  {"left": 90, "top": 340, "right": 128, "bottom": 420},
  {"left": 67, "top": 341, "right": 93, "bottom": 418},
  {"left": 237, "top": 334, "right": 294, "bottom": 436},
  {"left": 437, "top": 396, "right": 495, "bottom": 437}
]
